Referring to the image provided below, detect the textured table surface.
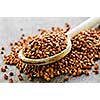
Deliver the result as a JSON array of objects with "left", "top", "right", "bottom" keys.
[{"left": 0, "top": 17, "right": 100, "bottom": 83}]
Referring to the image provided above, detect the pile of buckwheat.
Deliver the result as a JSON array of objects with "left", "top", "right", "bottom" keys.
[
  {"left": 23, "top": 25, "right": 69, "bottom": 59},
  {"left": 3, "top": 23, "right": 100, "bottom": 81}
]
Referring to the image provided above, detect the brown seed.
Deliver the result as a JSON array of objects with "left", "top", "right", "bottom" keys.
[
  {"left": 18, "top": 74, "right": 23, "bottom": 81},
  {"left": 50, "top": 74, "right": 54, "bottom": 78},
  {"left": 14, "top": 42, "right": 17, "bottom": 45},
  {"left": 1, "top": 51, "right": 4, "bottom": 54},
  {"left": 46, "top": 77, "right": 50, "bottom": 81},
  {"left": 57, "top": 71, "right": 60, "bottom": 75},
  {"left": 10, "top": 43, "right": 13, "bottom": 46},
  {"left": 9, "top": 72, "right": 14, "bottom": 76},
  {"left": 94, "top": 63, "right": 99, "bottom": 70},
  {"left": 9, "top": 78, "right": 13, "bottom": 83},
  {"left": 72, "top": 72, "right": 77, "bottom": 77},
  {"left": 4, "top": 74, "right": 8, "bottom": 80},
  {"left": 64, "top": 76, "right": 69, "bottom": 81},
  {"left": 5, "top": 66, "right": 8, "bottom": 69},
  {"left": 82, "top": 65, "right": 91, "bottom": 69},
  {"left": 92, "top": 70, "right": 99, "bottom": 74},
  {"left": 68, "top": 70, "right": 72, "bottom": 76},
  {"left": 28, "top": 77, "right": 32, "bottom": 81},
  {"left": 20, "top": 37, "right": 23, "bottom": 40},
  {"left": 84, "top": 70, "right": 89, "bottom": 76},
  {"left": 22, "top": 34, "right": 25, "bottom": 37},
  {"left": 77, "top": 69, "right": 82, "bottom": 76},
  {"left": 1, "top": 67, "right": 6, "bottom": 72},
  {"left": 1, "top": 47, "right": 5, "bottom": 50}
]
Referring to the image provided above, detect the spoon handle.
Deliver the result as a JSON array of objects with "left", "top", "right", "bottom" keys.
[{"left": 66, "top": 17, "right": 100, "bottom": 39}]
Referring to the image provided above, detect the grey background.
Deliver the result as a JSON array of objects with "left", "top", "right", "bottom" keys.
[{"left": 0, "top": 17, "right": 100, "bottom": 83}]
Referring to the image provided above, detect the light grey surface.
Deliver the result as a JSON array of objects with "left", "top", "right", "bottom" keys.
[{"left": 0, "top": 17, "right": 100, "bottom": 83}]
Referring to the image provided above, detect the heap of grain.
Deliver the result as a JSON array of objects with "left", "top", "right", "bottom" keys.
[
  {"left": 3, "top": 23, "right": 100, "bottom": 81},
  {"left": 23, "top": 26, "right": 69, "bottom": 59}
]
